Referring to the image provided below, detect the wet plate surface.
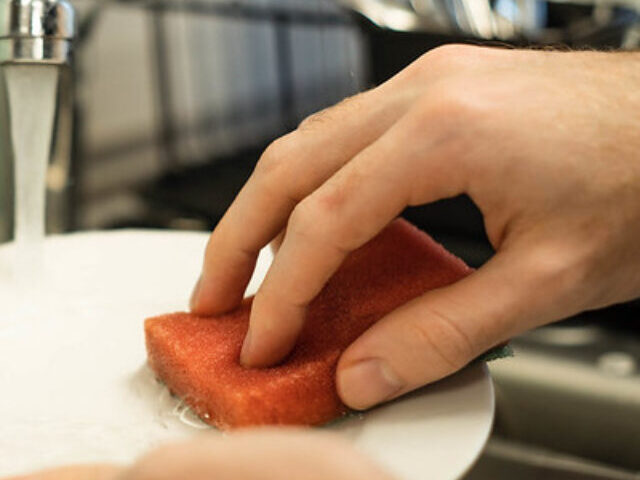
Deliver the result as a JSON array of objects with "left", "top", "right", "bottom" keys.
[{"left": 0, "top": 231, "right": 493, "bottom": 479}]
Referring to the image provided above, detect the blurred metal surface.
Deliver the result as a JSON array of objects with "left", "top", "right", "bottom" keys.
[
  {"left": 0, "top": 0, "right": 75, "bottom": 64},
  {"left": 340, "top": 0, "right": 640, "bottom": 45},
  {"left": 465, "top": 437, "right": 640, "bottom": 479},
  {"left": 67, "top": 0, "right": 365, "bottom": 230},
  {"left": 0, "top": 0, "right": 75, "bottom": 38},
  {"left": 488, "top": 319, "right": 640, "bottom": 471},
  {"left": 37, "top": 0, "right": 640, "bottom": 231}
]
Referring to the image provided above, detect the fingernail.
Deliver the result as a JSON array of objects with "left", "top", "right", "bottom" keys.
[
  {"left": 240, "top": 329, "right": 253, "bottom": 366},
  {"left": 189, "top": 276, "right": 202, "bottom": 311},
  {"left": 338, "top": 359, "right": 404, "bottom": 410}
]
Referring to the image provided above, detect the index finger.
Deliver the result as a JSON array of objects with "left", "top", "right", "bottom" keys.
[
  {"left": 241, "top": 107, "right": 468, "bottom": 366},
  {"left": 190, "top": 88, "right": 410, "bottom": 315}
]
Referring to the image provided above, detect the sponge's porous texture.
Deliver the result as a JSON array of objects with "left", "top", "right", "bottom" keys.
[{"left": 145, "top": 219, "right": 473, "bottom": 429}]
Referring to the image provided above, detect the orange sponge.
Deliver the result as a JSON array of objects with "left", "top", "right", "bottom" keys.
[{"left": 145, "top": 219, "right": 472, "bottom": 429}]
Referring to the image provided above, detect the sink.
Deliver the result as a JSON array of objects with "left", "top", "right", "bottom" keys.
[
  {"left": 465, "top": 436, "right": 640, "bottom": 480},
  {"left": 465, "top": 313, "right": 640, "bottom": 479}
]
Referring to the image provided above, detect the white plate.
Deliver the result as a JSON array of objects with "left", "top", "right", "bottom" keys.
[{"left": 0, "top": 231, "right": 493, "bottom": 479}]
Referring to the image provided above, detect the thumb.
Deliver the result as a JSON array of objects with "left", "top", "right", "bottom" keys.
[{"left": 336, "top": 245, "right": 575, "bottom": 410}]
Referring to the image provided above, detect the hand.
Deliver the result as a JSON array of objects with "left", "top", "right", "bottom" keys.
[
  {"left": 190, "top": 45, "right": 640, "bottom": 409},
  {"left": 4, "top": 465, "right": 120, "bottom": 480},
  {"left": 5, "top": 429, "right": 393, "bottom": 480}
]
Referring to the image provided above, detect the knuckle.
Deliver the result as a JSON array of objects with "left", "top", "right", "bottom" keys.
[
  {"left": 405, "top": 48, "right": 502, "bottom": 126},
  {"left": 423, "top": 43, "right": 476, "bottom": 64},
  {"left": 410, "top": 83, "right": 493, "bottom": 145},
  {"left": 254, "top": 134, "right": 296, "bottom": 178},
  {"left": 288, "top": 200, "right": 323, "bottom": 240},
  {"left": 428, "top": 84, "right": 487, "bottom": 121},
  {"left": 298, "top": 109, "right": 327, "bottom": 131},
  {"left": 293, "top": 184, "right": 360, "bottom": 239},
  {"left": 405, "top": 44, "right": 479, "bottom": 80},
  {"left": 314, "top": 176, "right": 353, "bottom": 217},
  {"left": 298, "top": 107, "right": 331, "bottom": 131},
  {"left": 423, "top": 44, "right": 497, "bottom": 71},
  {"left": 288, "top": 197, "right": 354, "bottom": 253}
]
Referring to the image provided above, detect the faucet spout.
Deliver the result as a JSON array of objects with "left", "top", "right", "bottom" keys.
[
  {"left": 0, "top": 0, "right": 76, "bottom": 246},
  {"left": 0, "top": 0, "right": 75, "bottom": 65}
]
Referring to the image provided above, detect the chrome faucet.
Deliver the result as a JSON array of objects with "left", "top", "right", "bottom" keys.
[
  {"left": 0, "top": 0, "right": 74, "bottom": 64},
  {"left": 0, "top": 0, "right": 76, "bottom": 243}
]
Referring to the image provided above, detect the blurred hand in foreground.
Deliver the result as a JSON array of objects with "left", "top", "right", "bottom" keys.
[{"left": 5, "top": 429, "right": 393, "bottom": 480}]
